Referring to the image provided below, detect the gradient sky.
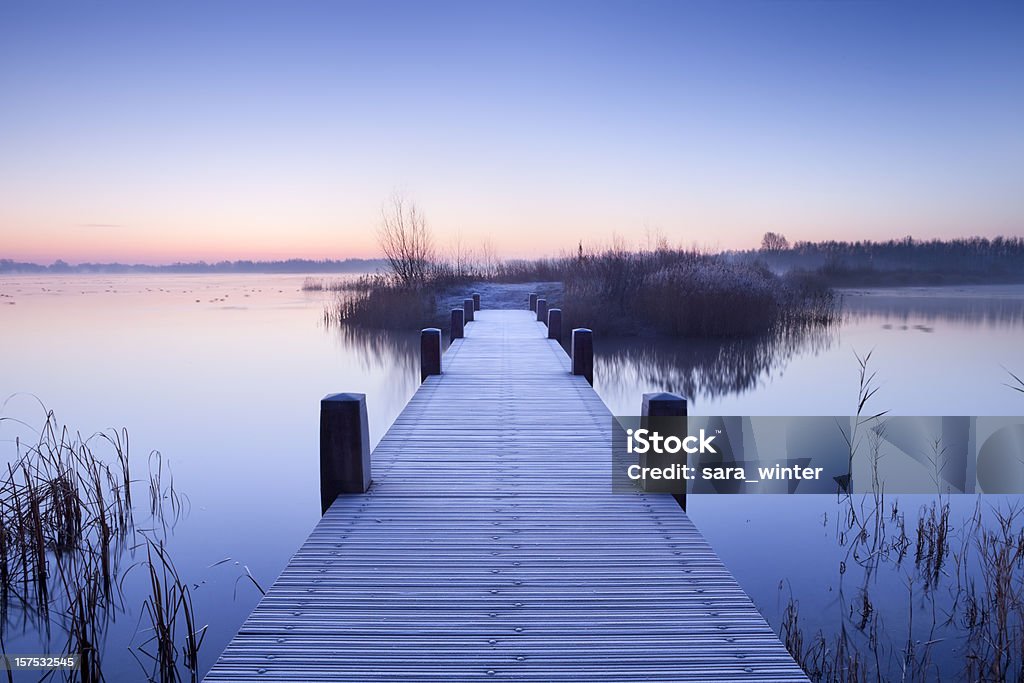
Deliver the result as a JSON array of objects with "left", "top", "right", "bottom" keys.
[{"left": 1, "top": 1, "right": 1022, "bottom": 263}]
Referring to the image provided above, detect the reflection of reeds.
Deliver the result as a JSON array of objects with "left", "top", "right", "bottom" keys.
[
  {"left": 329, "top": 325, "right": 419, "bottom": 378},
  {"left": 595, "top": 322, "right": 838, "bottom": 401},
  {"left": 0, "top": 406, "right": 203, "bottom": 681},
  {"left": 776, "top": 365, "right": 1024, "bottom": 681},
  {"left": 0, "top": 413, "right": 132, "bottom": 622},
  {"left": 148, "top": 450, "right": 188, "bottom": 533},
  {"left": 843, "top": 293, "right": 1024, "bottom": 329},
  {"left": 914, "top": 500, "right": 950, "bottom": 588},
  {"left": 130, "top": 539, "right": 206, "bottom": 683},
  {"left": 781, "top": 481, "right": 1024, "bottom": 681},
  {"left": 779, "top": 590, "right": 868, "bottom": 683},
  {"left": 961, "top": 505, "right": 1024, "bottom": 682}
]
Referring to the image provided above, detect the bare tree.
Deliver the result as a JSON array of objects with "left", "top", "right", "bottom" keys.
[
  {"left": 761, "top": 231, "right": 790, "bottom": 252},
  {"left": 449, "top": 231, "right": 471, "bottom": 279},
  {"left": 377, "top": 194, "right": 434, "bottom": 288},
  {"left": 644, "top": 226, "right": 670, "bottom": 253},
  {"left": 479, "top": 239, "right": 497, "bottom": 279}
]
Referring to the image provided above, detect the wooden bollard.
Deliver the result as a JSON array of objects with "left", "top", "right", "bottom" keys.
[
  {"left": 529, "top": 293, "right": 538, "bottom": 312},
  {"left": 320, "top": 393, "right": 371, "bottom": 514},
  {"left": 472, "top": 293, "right": 481, "bottom": 311},
  {"left": 420, "top": 328, "right": 441, "bottom": 381},
  {"left": 547, "top": 308, "right": 562, "bottom": 344},
  {"left": 463, "top": 298, "right": 474, "bottom": 323},
  {"left": 571, "top": 328, "right": 593, "bottom": 385},
  {"left": 536, "top": 298, "right": 548, "bottom": 324},
  {"left": 642, "top": 392, "right": 688, "bottom": 510},
  {"left": 450, "top": 308, "right": 464, "bottom": 340}
]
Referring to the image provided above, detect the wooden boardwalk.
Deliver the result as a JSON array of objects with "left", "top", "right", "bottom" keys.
[{"left": 205, "top": 310, "right": 807, "bottom": 682}]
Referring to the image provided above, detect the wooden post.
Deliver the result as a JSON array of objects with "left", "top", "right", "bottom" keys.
[
  {"left": 463, "top": 298, "right": 474, "bottom": 323},
  {"left": 472, "top": 293, "right": 481, "bottom": 311},
  {"left": 536, "top": 298, "right": 548, "bottom": 324},
  {"left": 320, "top": 393, "right": 371, "bottom": 514},
  {"left": 420, "top": 328, "right": 441, "bottom": 381},
  {"left": 547, "top": 308, "right": 562, "bottom": 344},
  {"left": 529, "top": 293, "right": 538, "bottom": 312},
  {"left": 641, "top": 392, "right": 688, "bottom": 510},
  {"left": 450, "top": 308, "right": 464, "bottom": 340},
  {"left": 571, "top": 328, "right": 593, "bottom": 385}
]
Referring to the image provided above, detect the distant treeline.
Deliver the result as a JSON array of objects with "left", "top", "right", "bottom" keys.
[
  {"left": 743, "top": 236, "right": 1024, "bottom": 285},
  {"left": 0, "top": 258, "right": 387, "bottom": 274}
]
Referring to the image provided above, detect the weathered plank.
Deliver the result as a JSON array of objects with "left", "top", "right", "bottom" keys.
[{"left": 204, "top": 310, "right": 807, "bottom": 682}]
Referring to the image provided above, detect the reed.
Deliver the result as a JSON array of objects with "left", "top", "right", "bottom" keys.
[
  {"left": 322, "top": 246, "right": 839, "bottom": 338},
  {"left": 961, "top": 505, "right": 1024, "bottom": 682},
  {"left": 130, "top": 539, "right": 206, "bottom": 683},
  {"left": 776, "top": 362, "right": 1024, "bottom": 681},
  {"left": 0, "top": 406, "right": 204, "bottom": 681},
  {"left": 558, "top": 247, "right": 839, "bottom": 337},
  {"left": 1005, "top": 366, "right": 1024, "bottom": 394},
  {"left": 302, "top": 277, "right": 350, "bottom": 292},
  {"left": 324, "top": 277, "right": 438, "bottom": 329}
]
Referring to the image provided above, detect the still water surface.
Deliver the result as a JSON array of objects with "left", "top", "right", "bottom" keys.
[{"left": 1, "top": 276, "right": 1023, "bottom": 678}]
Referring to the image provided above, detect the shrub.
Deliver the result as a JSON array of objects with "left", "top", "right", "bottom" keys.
[
  {"left": 324, "top": 246, "right": 838, "bottom": 338},
  {"left": 560, "top": 248, "right": 837, "bottom": 338},
  {"left": 325, "top": 279, "right": 437, "bottom": 329}
]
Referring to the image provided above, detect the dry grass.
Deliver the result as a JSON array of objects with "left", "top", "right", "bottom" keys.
[
  {"left": 324, "top": 276, "right": 438, "bottom": 329},
  {"left": 561, "top": 247, "right": 838, "bottom": 337},
  {"left": 1005, "top": 367, "right": 1024, "bottom": 395},
  {"left": 323, "top": 247, "right": 839, "bottom": 338},
  {"left": 302, "top": 277, "right": 347, "bottom": 292},
  {"left": 776, "top": 359, "right": 1024, "bottom": 682},
  {"left": 129, "top": 539, "right": 206, "bottom": 682},
  {"left": 780, "top": 497, "right": 1024, "bottom": 682},
  {"left": 0, "top": 404, "right": 204, "bottom": 681}
]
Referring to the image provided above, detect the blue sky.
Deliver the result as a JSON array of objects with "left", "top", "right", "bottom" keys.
[{"left": 1, "top": 1, "right": 1021, "bottom": 262}]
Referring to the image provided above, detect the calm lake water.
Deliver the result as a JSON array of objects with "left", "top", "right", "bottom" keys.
[{"left": 1, "top": 275, "right": 1023, "bottom": 679}]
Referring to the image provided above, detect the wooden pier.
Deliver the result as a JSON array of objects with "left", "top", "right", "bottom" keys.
[{"left": 205, "top": 307, "right": 808, "bottom": 682}]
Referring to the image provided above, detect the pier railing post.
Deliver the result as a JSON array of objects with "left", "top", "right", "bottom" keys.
[
  {"left": 529, "top": 293, "right": 538, "bottom": 312},
  {"left": 536, "top": 298, "right": 548, "bottom": 324},
  {"left": 450, "top": 308, "right": 464, "bottom": 340},
  {"left": 642, "top": 392, "right": 688, "bottom": 511},
  {"left": 571, "top": 328, "right": 593, "bottom": 385},
  {"left": 320, "top": 393, "right": 371, "bottom": 514},
  {"left": 472, "top": 293, "right": 481, "bottom": 311},
  {"left": 463, "top": 298, "right": 475, "bottom": 323},
  {"left": 421, "top": 328, "right": 442, "bottom": 381},
  {"left": 547, "top": 308, "right": 562, "bottom": 344}
]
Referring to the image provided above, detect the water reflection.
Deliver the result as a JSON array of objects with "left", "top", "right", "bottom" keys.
[
  {"left": 3, "top": 277, "right": 1023, "bottom": 680},
  {"left": 330, "top": 324, "right": 419, "bottom": 377},
  {"left": 598, "top": 324, "right": 838, "bottom": 403},
  {"left": 842, "top": 287, "right": 1024, "bottom": 328},
  {"left": 0, "top": 274, "right": 424, "bottom": 679},
  {"left": 0, "top": 401, "right": 199, "bottom": 681},
  {"left": 595, "top": 285, "right": 1024, "bottom": 417}
]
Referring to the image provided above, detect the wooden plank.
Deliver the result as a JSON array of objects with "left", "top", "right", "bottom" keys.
[{"left": 204, "top": 310, "right": 807, "bottom": 682}]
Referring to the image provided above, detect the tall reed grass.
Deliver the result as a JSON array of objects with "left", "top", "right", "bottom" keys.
[
  {"left": 323, "top": 246, "right": 839, "bottom": 337},
  {"left": 0, "top": 405, "right": 204, "bottom": 682},
  {"left": 323, "top": 274, "right": 438, "bottom": 329},
  {"left": 777, "top": 359, "right": 1024, "bottom": 682},
  {"left": 301, "top": 277, "right": 349, "bottom": 292},
  {"left": 561, "top": 247, "right": 838, "bottom": 337}
]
